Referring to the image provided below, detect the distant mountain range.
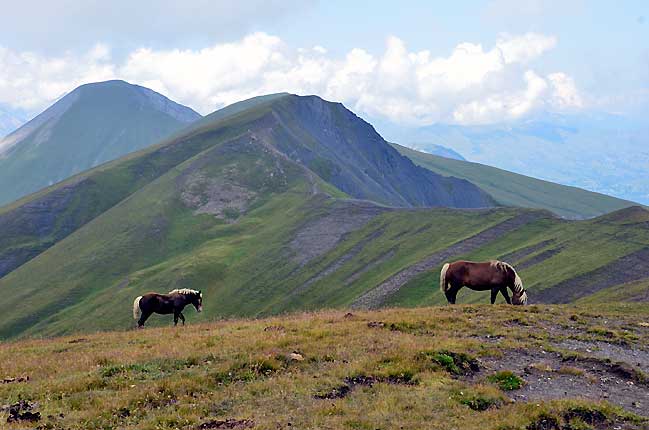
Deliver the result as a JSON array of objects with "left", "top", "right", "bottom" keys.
[
  {"left": 412, "top": 143, "right": 465, "bottom": 160},
  {"left": 376, "top": 112, "right": 649, "bottom": 204},
  {"left": 0, "top": 80, "right": 201, "bottom": 206},
  {"left": 0, "top": 104, "right": 28, "bottom": 138},
  {"left": 393, "top": 143, "right": 633, "bottom": 219}
]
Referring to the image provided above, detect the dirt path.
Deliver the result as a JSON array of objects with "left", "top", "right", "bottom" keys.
[
  {"left": 499, "top": 239, "right": 556, "bottom": 263},
  {"left": 558, "top": 339, "right": 649, "bottom": 374},
  {"left": 534, "top": 247, "right": 649, "bottom": 303},
  {"left": 516, "top": 247, "right": 564, "bottom": 270},
  {"left": 350, "top": 212, "right": 543, "bottom": 309}
]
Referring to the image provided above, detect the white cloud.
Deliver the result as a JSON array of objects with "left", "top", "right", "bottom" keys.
[
  {"left": 0, "top": 32, "right": 583, "bottom": 125},
  {"left": 120, "top": 33, "right": 288, "bottom": 112},
  {"left": 0, "top": 43, "right": 115, "bottom": 110},
  {"left": 453, "top": 70, "right": 550, "bottom": 124},
  {"left": 548, "top": 72, "right": 583, "bottom": 110},
  {"left": 495, "top": 33, "right": 556, "bottom": 64}
]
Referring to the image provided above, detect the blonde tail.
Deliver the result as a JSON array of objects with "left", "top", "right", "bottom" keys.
[
  {"left": 133, "top": 296, "right": 142, "bottom": 321},
  {"left": 440, "top": 263, "right": 451, "bottom": 293}
]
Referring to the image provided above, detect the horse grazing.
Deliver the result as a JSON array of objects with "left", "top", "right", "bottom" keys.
[
  {"left": 133, "top": 289, "right": 203, "bottom": 328},
  {"left": 440, "top": 260, "right": 528, "bottom": 305}
]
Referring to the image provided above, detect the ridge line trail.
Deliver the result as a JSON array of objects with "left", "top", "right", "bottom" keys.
[
  {"left": 534, "top": 247, "right": 649, "bottom": 303},
  {"left": 351, "top": 212, "right": 543, "bottom": 309}
]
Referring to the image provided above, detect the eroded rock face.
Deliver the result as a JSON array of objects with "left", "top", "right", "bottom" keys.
[
  {"left": 272, "top": 95, "right": 496, "bottom": 209},
  {"left": 0, "top": 179, "right": 89, "bottom": 278},
  {"left": 180, "top": 172, "right": 256, "bottom": 221},
  {"left": 289, "top": 199, "right": 389, "bottom": 266}
]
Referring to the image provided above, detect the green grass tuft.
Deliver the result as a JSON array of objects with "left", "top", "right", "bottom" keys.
[{"left": 488, "top": 371, "right": 524, "bottom": 391}]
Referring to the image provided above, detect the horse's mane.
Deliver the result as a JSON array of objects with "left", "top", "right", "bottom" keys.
[
  {"left": 492, "top": 261, "right": 525, "bottom": 294},
  {"left": 169, "top": 288, "right": 201, "bottom": 296}
]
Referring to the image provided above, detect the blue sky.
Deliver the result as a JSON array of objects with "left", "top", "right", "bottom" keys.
[{"left": 0, "top": 0, "right": 648, "bottom": 121}]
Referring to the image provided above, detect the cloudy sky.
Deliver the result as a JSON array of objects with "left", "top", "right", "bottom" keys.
[{"left": 1, "top": 0, "right": 648, "bottom": 125}]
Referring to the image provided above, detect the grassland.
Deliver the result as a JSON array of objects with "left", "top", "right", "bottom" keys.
[{"left": 1, "top": 304, "right": 648, "bottom": 429}]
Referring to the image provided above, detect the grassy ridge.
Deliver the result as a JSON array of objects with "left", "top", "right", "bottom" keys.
[
  {"left": 1, "top": 305, "right": 647, "bottom": 429},
  {"left": 392, "top": 143, "right": 636, "bottom": 219}
]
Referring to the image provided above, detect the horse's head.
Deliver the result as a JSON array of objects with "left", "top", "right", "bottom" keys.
[
  {"left": 193, "top": 290, "right": 203, "bottom": 313},
  {"left": 512, "top": 288, "right": 528, "bottom": 305}
]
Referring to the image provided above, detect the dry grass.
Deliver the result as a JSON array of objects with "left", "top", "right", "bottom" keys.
[{"left": 1, "top": 304, "right": 648, "bottom": 429}]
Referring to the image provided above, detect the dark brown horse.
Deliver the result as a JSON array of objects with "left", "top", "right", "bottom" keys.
[
  {"left": 133, "top": 289, "right": 203, "bottom": 328},
  {"left": 440, "top": 260, "right": 528, "bottom": 305}
]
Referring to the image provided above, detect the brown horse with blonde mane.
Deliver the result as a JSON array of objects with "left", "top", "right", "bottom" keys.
[{"left": 440, "top": 260, "right": 528, "bottom": 305}]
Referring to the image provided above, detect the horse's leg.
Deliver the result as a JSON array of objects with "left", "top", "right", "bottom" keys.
[
  {"left": 490, "top": 288, "right": 498, "bottom": 304},
  {"left": 445, "top": 284, "right": 458, "bottom": 304},
  {"left": 138, "top": 311, "right": 152, "bottom": 328},
  {"left": 179, "top": 312, "right": 185, "bottom": 326},
  {"left": 500, "top": 287, "right": 512, "bottom": 304},
  {"left": 174, "top": 312, "right": 179, "bottom": 326}
]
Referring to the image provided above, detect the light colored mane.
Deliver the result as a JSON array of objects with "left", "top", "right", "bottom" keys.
[
  {"left": 169, "top": 288, "right": 200, "bottom": 296},
  {"left": 493, "top": 260, "right": 527, "bottom": 304}
]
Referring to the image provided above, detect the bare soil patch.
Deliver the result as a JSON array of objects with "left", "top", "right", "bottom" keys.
[
  {"left": 290, "top": 200, "right": 389, "bottom": 266},
  {"left": 315, "top": 374, "right": 416, "bottom": 400},
  {"left": 197, "top": 418, "right": 255, "bottom": 429},
  {"left": 471, "top": 348, "right": 649, "bottom": 414},
  {"left": 500, "top": 240, "right": 555, "bottom": 264},
  {"left": 180, "top": 172, "right": 256, "bottom": 221},
  {"left": 558, "top": 339, "right": 649, "bottom": 375},
  {"left": 4, "top": 400, "right": 41, "bottom": 423}
]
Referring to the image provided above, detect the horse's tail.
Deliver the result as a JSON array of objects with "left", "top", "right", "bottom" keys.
[
  {"left": 133, "top": 296, "right": 142, "bottom": 321},
  {"left": 440, "top": 263, "right": 451, "bottom": 293}
]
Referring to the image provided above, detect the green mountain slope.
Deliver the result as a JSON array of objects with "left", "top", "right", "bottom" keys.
[
  {"left": 2, "top": 195, "right": 649, "bottom": 339},
  {"left": 0, "top": 92, "right": 647, "bottom": 339},
  {"left": 384, "top": 205, "right": 649, "bottom": 308},
  {"left": 0, "top": 93, "right": 496, "bottom": 338},
  {"left": 0, "top": 80, "right": 201, "bottom": 207},
  {"left": 0, "top": 94, "right": 494, "bottom": 280},
  {"left": 392, "top": 143, "right": 636, "bottom": 219}
]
